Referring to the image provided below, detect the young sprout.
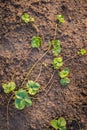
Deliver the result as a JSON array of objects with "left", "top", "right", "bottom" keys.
[
  {"left": 60, "top": 77, "right": 70, "bottom": 86},
  {"left": 57, "top": 14, "right": 65, "bottom": 23},
  {"left": 31, "top": 36, "right": 42, "bottom": 48},
  {"left": 2, "top": 82, "right": 16, "bottom": 94},
  {"left": 52, "top": 40, "right": 62, "bottom": 56},
  {"left": 2, "top": 80, "right": 41, "bottom": 110},
  {"left": 22, "top": 13, "right": 34, "bottom": 23},
  {"left": 50, "top": 117, "right": 67, "bottom": 130},
  {"left": 26, "top": 80, "right": 40, "bottom": 95},
  {"left": 15, "top": 89, "right": 32, "bottom": 110},
  {"left": 77, "top": 48, "right": 86, "bottom": 55},
  {"left": 52, "top": 57, "right": 63, "bottom": 69},
  {"left": 59, "top": 68, "right": 70, "bottom": 78},
  {"left": 52, "top": 40, "right": 61, "bottom": 48}
]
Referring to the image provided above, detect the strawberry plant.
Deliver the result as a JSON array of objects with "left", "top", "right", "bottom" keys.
[
  {"left": 59, "top": 68, "right": 70, "bottom": 78},
  {"left": 2, "top": 80, "right": 41, "bottom": 110},
  {"left": 15, "top": 89, "right": 32, "bottom": 110},
  {"left": 52, "top": 40, "right": 61, "bottom": 48},
  {"left": 52, "top": 57, "right": 63, "bottom": 69},
  {"left": 2, "top": 82, "right": 16, "bottom": 94},
  {"left": 57, "top": 15, "right": 65, "bottom": 23},
  {"left": 58, "top": 68, "right": 70, "bottom": 86},
  {"left": 26, "top": 80, "right": 40, "bottom": 95},
  {"left": 77, "top": 48, "right": 86, "bottom": 55},
  {"left": 60, "top": 77, "right": 70, "bottom": 86},
  {"left": 31, "top": 36, "right": 42, "bottom": 48},
  {"left": 50, "top": 117, "right": 67, "bottom": 130},
  {"left": 51, "top": 39, "right": 70, "bottom": 86},
  {"left": 22, "top": 13, "right": 34, "bottom": 23},
  {"left": 52, "top": 40, "right": 61, "bottom": 56}
]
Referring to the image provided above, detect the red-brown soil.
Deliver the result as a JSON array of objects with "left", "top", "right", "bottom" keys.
[{"left": 0, "top": 0, "right": 87, "bottom": 130}]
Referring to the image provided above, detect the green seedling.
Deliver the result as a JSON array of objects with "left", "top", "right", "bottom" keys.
[
  {"left": 52, "top": 48, "right": 62, "bottom": 56},
  {"left": 59, "top": 68, "right": 70, "bottom": 78},
  {"left": 52, "top": 40, "right": 61, "bottom": 48},
  {"left": 50, "top": 117, "right": 66, "bottom": 130},
  {"left": 2, "top": 82, "right": 16, "bottom": 94},
  {"left": 52, "top": 57, "right": 63, "bottom": 69},
  {"left": 31, "top": 36, "right": 42, "bottom": 48},
  {"left": 77, "top": 48, "right": 86, "bottom": 55},
  {"left": 15, "top": 89, "right": 32, "bottom": 110},
  {"left": 60, "top": 77, "right": 70, "bottom": 86},
  {"left": 22, "top": 13, "right": 34, "bottom": 23},
  {"left": 52, "top": 40, "right": 62, "bottom": 56},
  {"left": 57, "top": 15, "right": 65, "bottom": 23},
  {"left": 2, "top": 80, "right": 41, "bottom": 110},
  {"left": 26, "top": 80, "right": 40, "bottom": 95}
]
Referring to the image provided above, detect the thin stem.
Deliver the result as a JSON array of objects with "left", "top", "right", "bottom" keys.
[
  {"left": 32, "top": 81, "right": 54, "bottom": 102},
  {"left": 32, "top": 23, "right": 39, "bottom": 33},
  {"left": 33, "top": 70, "right": 55, "bottom": 99},
  {"left": 6, "top": 94, "right": 14, "bottom": 130},
  {"left": 35, "top": 64, "right": 43, "bottom": 82},
  {"left": 21, "top": 45, "right": 51, "bottom": 88},
  {"left": 44, "top": 81, "right": 54, "bottom": 96},
  {"left": 39, "top": 70, "right": 55, "bottom": 92},
  {"left": 30, "top": 69, "right": 55, "bottom": 101},
  {"left": 63, "top": 54, "right": 78, "bottom": 63}
]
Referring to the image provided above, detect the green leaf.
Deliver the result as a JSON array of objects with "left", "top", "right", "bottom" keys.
[
  {"left": 57, "top": 15, "right": 65, "bottom": 23},
  {"left": 15, "top": 89, "right": 28, "bottom": 99},
  {"left": 22, "top": 13, "right": 34, "bottom": 23},
  {"left": 52, "top": 40, "right": 61, "bottom": 56},
  {"left": 60, "top": 77, "right": 70, "bottom": 86},
  {"left": 58, "top": 117, "right": 66, "bottom": 127},
  {"left": 52, "top": 40, "right": 61, "bottom": 48},
  {"left": 2, "top": 82, "right": 16, "bottom": 94},
  {"left": 50, "top": 117, "right": 67, "bottom": 130},
  {"left": 52, "top": 57, "right": 63, "bottom": 69},
  {"left": 59, "top": 68, "right": 70, "bottom": 78},
  {"left": 26, "top": 80, "right": 40, "bottom": 95},
  {"left": 24, "top": 97, "right": 32, "bottom": 106},
  {"left": 77, "top": 48, "right": 86, "bottom": 55},
  {"left": 59, "top": 127, "right": 66, "bottom": 130},
  {"left": 52, "top": 47, "right": 62, "bottom": 56},
  {"left": 15, "top": 99, "right": 25, "bottom": 110},
  {"left": 50, "top": 119, "right": 59, "bottom": 130},
  {"left": 31, "top": 36, "right": 42, "bottom": 48},
  {"left": 28, "top": 88, "right": 37, "bottom": 95},
  {"left": 15, "top": 89, "right": 32, "bottom": 110}
]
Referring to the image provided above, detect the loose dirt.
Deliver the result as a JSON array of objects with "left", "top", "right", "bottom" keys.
[{"left": 0, "top": 0, "right": 87, "bottom": 130}]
